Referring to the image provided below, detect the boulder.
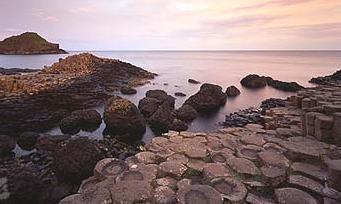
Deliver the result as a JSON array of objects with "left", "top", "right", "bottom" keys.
[
  {"left": 148, "top": 102, "right": 175, "bottom": 133},
  {"left": 146, "top": 90, "right": 175, "bottom": 108},
  {"left": 184, "top": 83, "right": 227, "bottom": 112},
  {"left": 60, "top": 109, "right": 102, "bottom": 134},
  {"left": 240, "top": 74, "right": 267, "bottom": 89},
  {"left": 176, "top": 105, "right": 198, "bottom": 122},
  {"left": 120, "top": 86, "right": 137, "bottom": 95},
  {"left": 225, "top": 86, "right": 241, "bottom": 97},
  {"left": 53, "top": 137, "right": 103, "bottom": 183},
  {"left": 0, "top": 135, "right": 15, "bottom": 155},
  {"left": 17, "top": 131, "right": 40, "bottom": 150},
  {"left": 104, "top": 97, "right": 146, "bottom": 136},
  {"left": 138, "top": 97, "right": 161, "bottom": 118},
  {"left": 188, "top": 79, "right": 201, "bottom": 84},
  {"left": 36, "top": 134, "right": 71, "bottom": 152}
]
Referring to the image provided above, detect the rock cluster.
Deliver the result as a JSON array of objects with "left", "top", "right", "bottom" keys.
[
  {"left": 0, "top": 32, "right": 67, "bottom": 55},
  {"left": 63, "top": 75, "right": 341, "bottom": 203},
  {"left": 0, "top": 53, "right": 154, "bottom": 136},
  {"left": 310, "top": 69, "right": 341, "bottom": 85},
  {"left": 221, "top": 108, "right": 262, "bottom": 127},
  {"left": 240, "top": 74, "right": 304, "bottom": 92},
  {"left": 0, "top": 67, "right": 39, "bottom": 75}
]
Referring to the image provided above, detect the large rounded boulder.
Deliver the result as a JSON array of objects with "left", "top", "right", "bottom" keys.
[
  {"left": 138, "top": 97, "right": 161, "bottom": 118},
  {"left": 0, "top": 135, "right": 15, "bottom": 155},
  {"left": 240, "top": 74, "right": 267, "bottom": 89},
  {"left": 184, "top": 83, "right": 227, "bottom": 113},
  {"left": 53, "top": 137, "right": 102, "bottom": 183},
  {"left": 60, "top": 109, "right": 102, "bottom": 134},
  {"left": 104, "top": 96, "right": 146, "bottom": 136}
]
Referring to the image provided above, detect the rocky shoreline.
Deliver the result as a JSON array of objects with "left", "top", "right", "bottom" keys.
[
  {"left": 1, "top": 60, "right": 340, "bottom": 203},
  {"left": 57, "top": 71, "right": 341, "bottom": 204}
]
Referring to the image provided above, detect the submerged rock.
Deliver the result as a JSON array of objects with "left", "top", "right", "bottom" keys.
[
  {"left": 104, "top": 97, "right": 146, "bottom": 136},
  {"left": 120, "top": 86, "right": 137, "bottom": 95},
  {"left": 225, "top": 85, "right": 241, "bottom": 97},
  {"left": 240, "top": 74, "right": 267, "bottom": 89},
  {"left": 175, "top": 92, "right": 186, "bottom": 97},
  {"left": 188, "top": 79, "right": 201, "bottom": 84},
  {"left": 184, "top": 83, "right": 227, "bottom": 113}
]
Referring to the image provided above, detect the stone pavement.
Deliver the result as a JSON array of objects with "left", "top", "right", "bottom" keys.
[{"left": 60, "top": 84, "right": 341, "bottom": 204}]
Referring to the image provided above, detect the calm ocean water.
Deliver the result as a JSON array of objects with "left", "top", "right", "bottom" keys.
[{"left": 1, "top": 51, "right": 341, "bottom": 150}]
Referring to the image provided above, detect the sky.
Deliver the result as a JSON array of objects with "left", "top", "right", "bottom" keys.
[{"left": 0, "top": 0, "right": 341, "bottom": 50}]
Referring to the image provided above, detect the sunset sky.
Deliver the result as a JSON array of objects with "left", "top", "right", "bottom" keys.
[{"left": 1, "top": 0, "right": 341, "bottom": 50}]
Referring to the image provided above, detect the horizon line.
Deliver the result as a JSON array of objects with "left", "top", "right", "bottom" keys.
[{"left": 65, "top": 49, "right": 341, "bottom": 52}]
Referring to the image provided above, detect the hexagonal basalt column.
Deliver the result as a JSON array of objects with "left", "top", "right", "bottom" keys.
[
  {"left": 177, "top": 185, "right": 223, "bottom": 204},
  {"left": 94, "top": 158, "right": 128, "bottom": 180}
]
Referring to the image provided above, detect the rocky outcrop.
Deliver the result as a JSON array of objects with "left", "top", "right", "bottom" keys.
[
  {"left": 0, "top": 67, "right": 39, "bottom": 75},
  {"left": 120, "top": 86, "right": 137, "bottom": 95},
  {"left": 0, "top": 32, "right": 67, "bottom": 55},
  {"left": 225, "top": 85, "right": 241, "bottom": 97},
  {"left": 241, "top": 74, "right": 304, "bottom": 92},
  {"left": 103, "top": 97, "right": 146, "bottom": 137},
  {"left": 240, "top": 74, "right": 267, "bottom": 89},
  {"left": 310, "top": 69, "right": 341, "bottom": 85},
  {"left": 184, "top": 83, "right": 227, "bottom": 113},
  {"left": 266, "top": 77, "right": 304, "bottom": 92},
  {"left": 0, "top": 53, "right": 154, "bottom": 136}
]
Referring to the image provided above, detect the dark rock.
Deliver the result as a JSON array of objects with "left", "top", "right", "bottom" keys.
[
  {"left": 266, "top": 77, "right": 304, "bottom": 92},
  {"left": 148, "top": 102, "right": 175, "bottom": 134},
  {"left": 36, "top": 134, "right": 71, "bottom": 152},
  {"left": 221, "top": 108, "right": 262, "bottom": 127},
  {"left": 310, "top": 69, "right": 341, "bottom": 85},
  {"left": 0, "top": 67, "right": 39, "bottom": 75},
  {"left": 60, "top": 109, "right": 102, "bottom": 134},
  {"left": 240, "top": 74, "right": 267, "bottom": 89},
  {"left": 146, "top": 90, "right": 175, "bottom": 108},
  {"left": 138, "top": 97, "right": 161, "bottom": 118},
  {"left": 53, "top": 137, "right": 103, "bottom": 183},
  {"left": 0, "top": 163, "right": 44, "bottom": 204},
  {"left": 261, "top": 98, "right": 286, "bottom": 113},
  {"left": 188, "top": 79, "right": 201, "bottom": 84},
  {"left": 225, "top": 85, "right": 241, "bottom": 97},
  {"left": 0, "top": 32, "right": 67, "bottom": 55},
  {"left": 175, "top": 92, "right": 186, "bottom": 97},
  {"left": 170, "top": 119, "right": 189, "bottom": 132},
  {"left": 104, "top": 97, "right": 146, "bottom": 136},
  {"left": 17, "top": 131, "right": 40, "bottom": 151},
  {"left": 176, "top": 105, "right": 198, "bottom": 122},
  {"left": 120, "top": 86, "right": 137, "bottom": 95},
  {"left": 184, "top": 83, "right": 227, "bottom": 113},
  {"left": 0, "top": 135, "right": 15, "bottom": 155}
]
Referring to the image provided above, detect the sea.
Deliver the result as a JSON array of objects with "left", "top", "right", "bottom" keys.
[{"left": 1, "top": 51, "right": 340, "bottom": 154}]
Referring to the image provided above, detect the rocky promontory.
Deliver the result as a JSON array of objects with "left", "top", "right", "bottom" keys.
[
  {"left": 0, "top": 32, "right": 67, "bottom": 55},
  {"left": 0, "top": 53, "right": 155, "bottom": 135}
]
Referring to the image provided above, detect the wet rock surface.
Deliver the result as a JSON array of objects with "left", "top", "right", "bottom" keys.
[
  {"left": 225, "top": 85, "right": 240, "bottom": 97},
  {"left": 241, "top": 74, "right": 267, "bottom": 89},
  {"left": 0, "top": 67, "right": 39, "bottom": 75}
]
